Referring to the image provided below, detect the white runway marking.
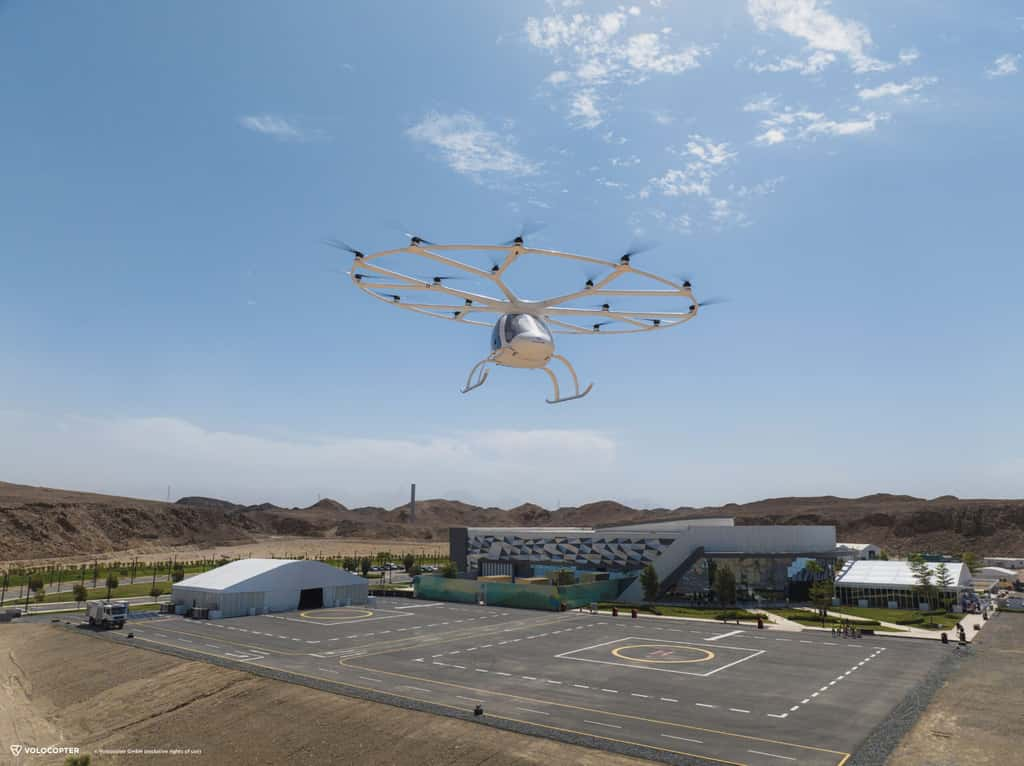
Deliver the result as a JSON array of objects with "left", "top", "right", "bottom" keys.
[
  {"left": 662, "top": 734, "right": 703, "bottom": 744},
  {"left": 748, "top": 750, "right": 796, "bottom": 761},
  {"left": 706, "top": 630, "right": 743, "bottom": 642},
  {"left": 584, "top": 720, "right": 622, "bottom": 729},
  {"left": 516, "top": 707, "right": 550, "bottom": 716},
  {"left": 358, "top": 676, "right": 382, "bottom": 683}
]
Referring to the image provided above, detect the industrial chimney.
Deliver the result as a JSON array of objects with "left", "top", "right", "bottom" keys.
[{"left": 410, "top": 483, "right": 416, "bottom": 523}]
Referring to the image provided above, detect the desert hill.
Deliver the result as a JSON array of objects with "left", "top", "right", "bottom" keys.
[{"left": 1, "top": 480, "right": 1023, "bottom": 562}]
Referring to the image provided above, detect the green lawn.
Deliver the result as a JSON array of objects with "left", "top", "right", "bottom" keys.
[
  {"left": 828, "top": 605, "right": 962, "bottom": 630},
  {"left": 4, "top": 580, "right": 171, "bottom": 605},
  {"left": 765, "top": 608, "right": 908, "bottom": 632}
]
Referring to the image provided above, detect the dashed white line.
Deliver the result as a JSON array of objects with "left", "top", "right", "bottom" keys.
[
  {"left": 730, "top": 708, "right": 751, "bottom": 714},
  {"left": 456, "top": 695, "right": 483, "bottom": 703},
  {"left": 695, "top": 703, "right": 715, "bottom": 708},
  {"left": 358, "top": 676, "right": 382, "bottom": 683},
  {"left": 632, "top": 693, "right": 649, "bottom": 698},
  {"left": 748, "top": 750, "right": 796, "bottom": 761},
  {"left": 584, "top": 720, "right": 622, "bottom": 729},
  {"left": 662, "top": 734, "right": 703, "bottom": 744},
  {"left": 660, "top": 697, "right": 678, "bottom": 703},
  {"left": 601, "top": 688, "right": 619, "bottom": 694},
  {"left": 573, "top": 684, "right": 590, "bottom": 689},
  {"left": 516, "top": 707, "right": 549, "bottom": 716}
]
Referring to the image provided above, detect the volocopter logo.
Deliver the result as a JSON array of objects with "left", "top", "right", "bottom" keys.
[{"left": 9, "top": 743, "right": 80, "bottom": 757}]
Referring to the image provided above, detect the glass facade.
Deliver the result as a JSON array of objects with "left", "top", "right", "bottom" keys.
[{"left": 836, "top": 585, "right": 960, "bottom": 609}]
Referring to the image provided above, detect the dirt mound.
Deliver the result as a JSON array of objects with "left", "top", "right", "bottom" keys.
[{"left": 3, "top": 480, "right": 1024, "bottom": 563}]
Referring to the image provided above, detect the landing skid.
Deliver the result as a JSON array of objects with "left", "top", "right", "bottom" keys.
[{"left": 459, "top": 354, "right": 593, "bottom": 404}]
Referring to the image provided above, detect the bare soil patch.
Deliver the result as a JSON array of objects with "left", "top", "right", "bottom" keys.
[{"left": 886, "top": 612, "right": 1024, "bottom": 766}]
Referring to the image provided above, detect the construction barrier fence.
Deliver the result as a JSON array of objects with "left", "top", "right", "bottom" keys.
[{"left": 413, "top": 575, "right": 631, "bottom": 611}]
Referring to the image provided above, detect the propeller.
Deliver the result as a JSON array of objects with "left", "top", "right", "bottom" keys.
[
  {"left": 591, "top": 321, "right": 615, "bottom": 331},
  {"left": 384, "top": 220, "right": 436, "bottom": 246},
  {"left": 618, "top": 239, "right": 659, "bottom": 265},
  {"left": 678, "top": 273, "right": 694, "bottom": 289},
  {"left": 324, "top": 239, "right": 365, "bottom": 259},
  {"left": 348, "top": 272, "right": 391, "bottom": 282},
  {"left": 500, "top": 220, "right": 547, "bottom": 246},
  {"left": 690, "top": 297, "right": 729, "bottom": 311},
  {"left": 377, "top": 293, "right": 401, "bottom": 302},
  {"left": 642, "top": 318, "right": 663, "bottom": 326}
]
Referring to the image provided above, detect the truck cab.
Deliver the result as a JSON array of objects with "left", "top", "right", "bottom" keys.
[{"left": 86, "top": 599, "right": 128, "bottom": 629}]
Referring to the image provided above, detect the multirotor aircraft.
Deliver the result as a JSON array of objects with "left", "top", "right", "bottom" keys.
[{"left": 327, "top": 232, "right": 719, "bottom": 404}]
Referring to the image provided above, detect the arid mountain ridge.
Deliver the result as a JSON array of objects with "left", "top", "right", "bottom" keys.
[{"left": 2, "top": 480, "right": 1023, "bottom": 561}]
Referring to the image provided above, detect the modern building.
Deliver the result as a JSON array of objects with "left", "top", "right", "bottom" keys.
[
  {"left": 834, "top": 560, "right": 973, "bottom": 609},
  {"left": 983, "top": 556, "right": 1024, "bottom": 569},
  {"left": 836, "top": 542, "right": 881, "bottom": 560},
  {"left": 977, "top": 566, "right": 1019, "bottom": 583},
  {"left": 172, "top": 558, "right": 368, "bottom": 618},
  {"left": 450, "top": 518, "right": 837, "bottom": 603}
]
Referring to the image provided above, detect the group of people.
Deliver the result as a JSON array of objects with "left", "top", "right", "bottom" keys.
[{"left": 831, "top": 621, "right": 863, "bottom": 638}]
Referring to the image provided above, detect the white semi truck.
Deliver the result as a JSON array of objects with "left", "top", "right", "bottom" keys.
[{"left": 86, "top": 600, "right": 128, "bottom": 629}]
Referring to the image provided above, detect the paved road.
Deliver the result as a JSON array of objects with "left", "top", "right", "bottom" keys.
[{"left": 72, "top": 599, "right": 948, "bottom": 766}]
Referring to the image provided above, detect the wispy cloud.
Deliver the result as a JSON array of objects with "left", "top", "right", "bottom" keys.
[
  {"left": 748, "top": 0, "right": 889, "bottom": 73},
  {"left": 406, "top": 112, "right": 541, "bottom": 179},
  {"left": 986, "top": 53, "right": 1021, "bottom": 78},
  {"left": 238, "top": 114, "right": 323, "bottom": 142},
  {"left": 524, "top": 7, "right": 708, "bottom": 128},
  {"left": 858, "top": 76, "right": 936, "bottom": 101},
  {"left": 898, "top": 48, "right": 920, "bottom": 65},
  {"left": 0, "top": 411, "right": 617, "bottom": 509},
  {"left": 746, "top": 100, "right": 889, "bottom": 144},
  {"left": 643, "top": 135, "right": 737, "bottom": 199}
]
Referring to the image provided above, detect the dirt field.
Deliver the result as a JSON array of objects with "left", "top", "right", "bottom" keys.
[
  {"left": 8, "top": 537, "right": 447, "bottom": 568},
  {"left": 0, "top": 623, "right": 649, "bottom": 766},
  {"left": 886, "top": 612, "right": 1024, "bottom": 766}
]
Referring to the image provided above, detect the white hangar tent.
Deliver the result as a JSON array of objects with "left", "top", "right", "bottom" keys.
[
  {"left": 835, "top": 560, "right": 972, "bottom": 610},
  {"left": 172, "top": 559, "right": 368, "bottom": 618}
]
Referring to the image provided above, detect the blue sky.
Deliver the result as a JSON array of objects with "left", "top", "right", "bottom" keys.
[{"left": 1, "top": 1, "right": 1021, "bottom": 508}]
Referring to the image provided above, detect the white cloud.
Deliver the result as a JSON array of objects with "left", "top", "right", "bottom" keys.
[
  {"left": 652, "top": 110, "right": 675, "bottom": 125},
  {"left": 858, "top": 76, "right": 936, "bottom": 101},
  {"left": 238, "top": 114, "right": 321, "bottom": 142},
  {"left": 748, "top": 0, "right": 889, "bottom": 73},
  {"left": 756, "top": 127, "right": 787, "bottom": 145},
  {"left": 406, "top": 112, "right": 541, "bottom": 178},
  {"left": 743, "top": 95, "right": 778, "bottom": 112},
  {"left": 986, "top": 53, "right": 1021, "bottom": 78},
  {"left": 610, "top": 155, "right": 641, "bottom": 167},
  {"left": 646, "top": 135, "right": 737, "bottom": 198},
  {"left": 898, "top": 48, "right": 920, "bottom": 65},
  {"left": 569, "top": 90, "right": 603, "bottom": 128},
  {"left": 525, "top": 9, "right": 708, "bottom": 128},
  {"left": 734, "top": 176, "right": 785, "bottom": 196},
  {"left": 0, "top": 411, "right": 618, "bottom": 509},
  {"left": 749, "top": 49, "right": 835, "bottom": 75},
  {"left": 751, "top": 103, "right": 889, "bottom": 144}
]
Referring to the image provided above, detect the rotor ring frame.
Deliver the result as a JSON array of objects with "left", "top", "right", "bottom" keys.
[{"left": 347, "top": 243, "right": 700, "bottom": 335}]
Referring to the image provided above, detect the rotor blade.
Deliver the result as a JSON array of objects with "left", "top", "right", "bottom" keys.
[
  {"left": 384, "top": 219, "right": 435, "bottom": 246},
  {"left": 324, "top": 238, "right": 364, "bottom": 257},
  {"left": 619, "top": 238, "right": 660, "bottom": 263},
  {"left": 500, "top": 220, "right": 547, "bottom": 246},
  {"left": 347, "top": 272, "right": 390, "bottom": 281},
  {"left": 697, "top": 297, "right": 729, "bottom": 307}
]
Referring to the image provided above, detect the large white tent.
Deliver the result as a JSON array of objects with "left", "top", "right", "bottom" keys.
[
  {"left": 172, "top": 559, "right": 368, "bottom": 617},
  {"left": 835, "top": 560, "right": 972, "bottom": 609}
]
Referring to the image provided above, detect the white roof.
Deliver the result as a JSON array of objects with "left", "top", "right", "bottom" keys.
[
  {"left": 174, "top": 559, "right": 365, "bottom": 593},
  {"left": 836, "top": 560, "right": 970, "bottom": 588},
  {"left": 979, "top": 566, "right": 1018, "bottom": 576},
  {"left": 836, "top": 543, "right": 878, "bottom": 551}
]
